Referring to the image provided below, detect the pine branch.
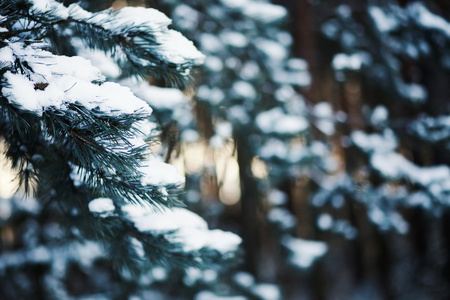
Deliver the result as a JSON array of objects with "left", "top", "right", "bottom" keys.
[
  {"left": 0, "top": 0, "right": 204, "bottom": 87},
  {"left": 0, "top": 0, "right": 242, "bottom": 280},
  {"left": 0, "top": 41, "right": 182, "bottom": 208}
]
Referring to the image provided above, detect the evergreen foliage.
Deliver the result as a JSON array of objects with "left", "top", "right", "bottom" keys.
[
  {"left": 0, "top": 0, "right": 240, "bottom": 298},
  {"left": 318, "top": 0, "right": 450, "bottom": 234},
  {"left": 157, "top": 0, "right": 450, "bottom": 298},
  {"left": 2, "top": 0, "right": 450, "bottom": 299},
  {"left": 161, "top": 0, "right": 331, "bottom": 280}
]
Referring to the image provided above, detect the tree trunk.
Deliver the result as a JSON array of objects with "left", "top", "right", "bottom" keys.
[{"left": 235, "top": 132, "right": 264, "bottom": 277}]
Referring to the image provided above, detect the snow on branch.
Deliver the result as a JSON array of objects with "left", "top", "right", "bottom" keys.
[
  {"left": 0, "top": 0, "right": 240, "bottom": 278},
  {"left": 0, "top": 43, "right": 183, "bottom": 209},
  {"left": 121, "top": 204, "right": 242, "bottom": 256},
  {"left": 282, "top": 235, "right": 328, "bottom": 269},
  {"left": 407, "top": 2, "right": 450, "bottom": 37},
  {"left": 1, "top": 0, "right": 204, "bottom": 86},
  {"left": 88, "top": 196, "right": 242, "bottom": 265},
  {"left": 77, "top": 6, "right": 205, "bottom": 67},
  {"left": 1, "top": 41, "right": 152, "bottom": 117},
  {"left": 352, "top": 130, "right": 450, "bottom": 204}
]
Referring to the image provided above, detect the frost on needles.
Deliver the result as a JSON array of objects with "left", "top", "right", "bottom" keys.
[{"left": 0, "top": 0, "right": 240, "bottom": 280}]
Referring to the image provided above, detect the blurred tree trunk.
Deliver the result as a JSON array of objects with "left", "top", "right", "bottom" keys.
[{"left": 235, "top": 132, "right": 264, "bottom": 277}]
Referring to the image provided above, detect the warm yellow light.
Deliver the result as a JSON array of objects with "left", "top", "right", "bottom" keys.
[
  {"left": 216, "top": 147, "right": 241, "bottom": 206},
  {"left": 0, "top": 142, "right": 15, "bottom": 199},
  {"left": 251, "top": 157, "right": 268, "bottom": 179}
]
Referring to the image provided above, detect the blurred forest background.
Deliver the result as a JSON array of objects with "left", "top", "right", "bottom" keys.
[{"left": 2, "top": 0, "right": 450, "bottom": 299}]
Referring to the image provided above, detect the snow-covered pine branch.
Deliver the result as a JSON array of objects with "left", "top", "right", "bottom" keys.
[
  {"left": 0, "top": 0, "right": 241, "bottom": 284},
  {"left": 0, "top": 41, "right": 174, "bottom": 206},
  {"left": 0, "top": 0, "right": 204, "bottom": 87}
]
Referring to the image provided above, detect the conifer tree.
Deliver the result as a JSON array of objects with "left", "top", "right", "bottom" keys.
[
  {"left": 310, "top": 2, "right": 450, "bottom": 298},
  {"left": 159, "top": 3, "right": 330, "bottom": 298},
  {"left": 0, "top": 0, "right": 241, "bottom": 298},
  {"left": 160, "top": 0, "right": 450, "bottom": 298}
]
